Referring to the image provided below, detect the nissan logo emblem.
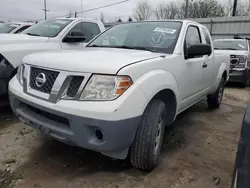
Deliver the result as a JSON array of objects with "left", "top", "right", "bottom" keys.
[{"left": 35, "top": 73, "right": 46, "bottom": 88}]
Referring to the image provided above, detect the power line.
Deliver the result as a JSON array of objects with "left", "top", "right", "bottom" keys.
[{"left": 51, "top": 0, "right": 130, "bottom": 19}]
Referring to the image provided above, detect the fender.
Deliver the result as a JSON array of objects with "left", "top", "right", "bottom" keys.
[
  {"left": 209, "top": 62, "right": 228, "bottom": 94},
  {"left": 135, "top": 70, "right": 180, "bottom": 114},
  {"left": 0, "top": 40, "right": 61, "bottom": 69}
]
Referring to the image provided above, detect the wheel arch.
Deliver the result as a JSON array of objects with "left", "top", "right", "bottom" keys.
[{"left": 152, "top": 89, "right": 177, "bottom": 125}]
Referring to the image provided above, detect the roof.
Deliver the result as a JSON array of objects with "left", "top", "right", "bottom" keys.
[
  {"left": 54, "top": 17, "right": 103, "bottom": 24},
  {"left": 9, "top": 22, "right": 33, "bottom": 26}
]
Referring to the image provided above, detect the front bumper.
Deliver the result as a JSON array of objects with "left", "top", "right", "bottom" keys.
[
  {"left": 229, "top": 68, "right": 249, "bottom": 83},
  {"left": 9, "top": 77, "right": 148, "bottom": 159}
]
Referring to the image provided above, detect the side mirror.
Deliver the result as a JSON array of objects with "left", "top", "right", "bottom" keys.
[
  {"left": 63, "top": 31, "right": 86, "bottom": 43},
  {"left": 186, "top": 44, "right": 212, "bottom": 59}
]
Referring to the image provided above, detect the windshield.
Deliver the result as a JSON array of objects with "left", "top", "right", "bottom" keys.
[
  {"left": 87, "top": 22, "right": 182, "bottom": 53},
  {"left": 214, "top": 40, "right": 248, "bottom": 51},
  {"left": 0, "top": 23, "right": 19, "bottom": 33},
  {"left": 22, "top": 19, "right": 72, "bottom": 37}
]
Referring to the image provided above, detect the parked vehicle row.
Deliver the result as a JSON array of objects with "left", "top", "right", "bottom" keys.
[
  {"left": 0, "top": 18, "right": 105, "bottom": 98},
  {"left": 8, "top": 20, "right": 230, "bottom": 170},
  {"left": 0, "top": 22, "right": 33, "bottom": 34}
]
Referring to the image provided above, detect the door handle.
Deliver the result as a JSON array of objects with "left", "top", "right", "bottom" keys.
[{"left": 202, "top": 62, "right": 208, "bottom": 68}]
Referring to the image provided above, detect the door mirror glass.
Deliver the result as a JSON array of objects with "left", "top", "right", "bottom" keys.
[
  {"left": 187, "top": 44, "right": 212, "bottom": 59},
  {"left": 63, "top": 31, "right": 86, "bottom": 43}
]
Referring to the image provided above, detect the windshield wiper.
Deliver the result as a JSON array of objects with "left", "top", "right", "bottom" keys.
[
  {"left": 88, "top": 45, "right": 157, "bottom": 52},
  {"left": 114, "top": 46, "right": 157, "bottom": 52},
  {"left": 26, "top": 33, "right": 41, "bottom": 37}
]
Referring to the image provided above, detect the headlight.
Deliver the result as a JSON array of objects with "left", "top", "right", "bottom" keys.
[
  {"left": 16, "top": 64, "right": 24, "bottom": 85},
  {"left": 80, "top": 75, "right": 133, "bottom": 101},
  {"left": 235, "top": 55, "right": 247, "bottom": 68}
]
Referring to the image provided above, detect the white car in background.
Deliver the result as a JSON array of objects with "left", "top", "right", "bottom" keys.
[
  {"left": 0, "top": 22, "right": 33, "bottom": 34},
  {"left": 0, "top": 18, "right": 105, "bottom": 98},
  {"left": 214, "top": 38, "right": 250, "bottom": 87}
]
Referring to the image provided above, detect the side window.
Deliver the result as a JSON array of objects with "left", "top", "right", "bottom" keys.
[
  {"left": 185, "top": 26, "right": 201, "bottom": 48},
  {"left": 15, "top": 25, "right": 30, "bottom": 34},
  {"left": 202, "top": 28, "right": 212, "bottom": 45},
  {"left": 68, "top": 22, "right": 101, "bottom": 42}
]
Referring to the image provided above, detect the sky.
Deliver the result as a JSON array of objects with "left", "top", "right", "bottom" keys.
[
  {"left": 0, "top": 0, "right": 247, "bottom": 22},
  {"left": 0, "top": 0, "right": 164, "bottom": 22}
]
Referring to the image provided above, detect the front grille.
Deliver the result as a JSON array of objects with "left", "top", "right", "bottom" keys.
[
  {"left": 66, "top": 76, "right": 84, "bottom": 98},
  {"left": 30, "top": 67, "right": 59, "bottom": 94},
  {"left": 21, "top": 102, "right": 69, "bottom": 126}
]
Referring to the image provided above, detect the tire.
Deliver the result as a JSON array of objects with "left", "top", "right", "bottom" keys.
[
  {"left": 130, "top": 99, "right": 166, "bottom": 171},
  {"left": 207, "top": 77, "right": 225, "bottom": 109},
  {"left": 241, "top": 77, "right": 249, "bottom": 88}
]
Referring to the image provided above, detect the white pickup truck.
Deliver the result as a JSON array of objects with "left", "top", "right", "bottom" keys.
[
  {"left": 214, "top": 38, "right": 250, "bottom": 87},
  {"left": 9, "top": 20, "right": 230, "bottom": 170},
  {"left": 0, "top": 18, "right": 105, "bottom": 97}
]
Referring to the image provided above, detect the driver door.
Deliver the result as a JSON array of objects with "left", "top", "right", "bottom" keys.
[
  {"left": 61, "top": 22, "right": 101, "bottom": 50},
  {"left": 179, "top": 25, "right": 206, "bottom": 109}
]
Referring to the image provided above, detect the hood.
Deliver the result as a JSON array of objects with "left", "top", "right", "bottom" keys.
[
  {"left": 0, "top": 34, "right": 49, "bottom": 45},
  {"left": 23, "top": 47, "right": 164, "bottom": 74},
  {"left": 215, "top": 49, "right": 248, "bottom": 56}
]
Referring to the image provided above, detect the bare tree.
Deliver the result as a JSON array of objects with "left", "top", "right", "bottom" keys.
[
  {"left": 100, "top": 12, "right": 105, "bottom": 23},
  {"left": 154, "top": 2, "right": 180, "bottom": 20},
  {"left": 133, "top": 0, "right": 153, "bottom": 21},
  {"left": 181, "top": 0, "right": 225, "bottom": 18}
]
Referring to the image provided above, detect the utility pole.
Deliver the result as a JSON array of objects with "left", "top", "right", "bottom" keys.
[
  {"left": 42, "top": 0, "right": 49, "bottom": 20},
  {"left": 185, "top": 0, "right": 189, "bottom": 18},
  {"left": 232, "top": 0, "right": 238, "bottom": 16}
]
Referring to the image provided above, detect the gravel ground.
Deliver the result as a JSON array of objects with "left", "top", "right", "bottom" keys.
[{"left": 0, "top": 87, "right": 249, "bottom": 188}]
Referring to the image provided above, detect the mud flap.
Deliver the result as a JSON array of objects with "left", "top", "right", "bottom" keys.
[{"left": 231, "top": 100, "right": 250, "bottom": 188}]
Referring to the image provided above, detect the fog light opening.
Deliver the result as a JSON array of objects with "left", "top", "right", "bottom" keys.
[{"left": 95, "top": 129, "right": 104, "bottom": 141}]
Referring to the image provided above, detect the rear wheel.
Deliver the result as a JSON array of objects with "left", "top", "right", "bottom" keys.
[
  {"left": 130, "top": 99, "right": 166, "bottom": 171},
  {"left": 207, "top": 77, "right": 225, "bottom": 108}
]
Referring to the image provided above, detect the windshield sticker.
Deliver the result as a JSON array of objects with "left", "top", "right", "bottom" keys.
[
  {"left": 238, "top": 44, "right": 246, "bottom": 49},
  {"left": 148, "top": 32, "right": 165, "bottom": 46},
  {"left": 55, "top": 20, "right": 68, "bottom": 24},
  {"left": 153, "top": 27, "right": 176, "bottom": 34}
]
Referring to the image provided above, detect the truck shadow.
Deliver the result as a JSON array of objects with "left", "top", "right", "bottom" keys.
[
  {"left": 0, "top": 104, "right": 17, "bottom": 130},
  {"left": 16, "top": 101, "right": 209, "bottom": 179}
]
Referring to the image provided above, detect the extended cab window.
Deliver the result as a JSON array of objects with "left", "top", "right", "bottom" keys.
[
  {"left": 69, "top": 22, "right": 101, "bottom": 42},
  {"left": 202, "top": 28, "right": 211, "bottom": 45}
]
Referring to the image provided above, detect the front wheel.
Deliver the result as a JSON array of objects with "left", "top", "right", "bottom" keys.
[
  {"left": 130, "top": 99, "right": 166, "bottom": 171},
  {"left": 207, "top": 77, "right": 225, "bottom": 108}
]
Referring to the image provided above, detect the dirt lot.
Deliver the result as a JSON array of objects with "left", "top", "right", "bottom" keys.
[{"left": 0, "top": 87, "right": 249, "bottom": 188}]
